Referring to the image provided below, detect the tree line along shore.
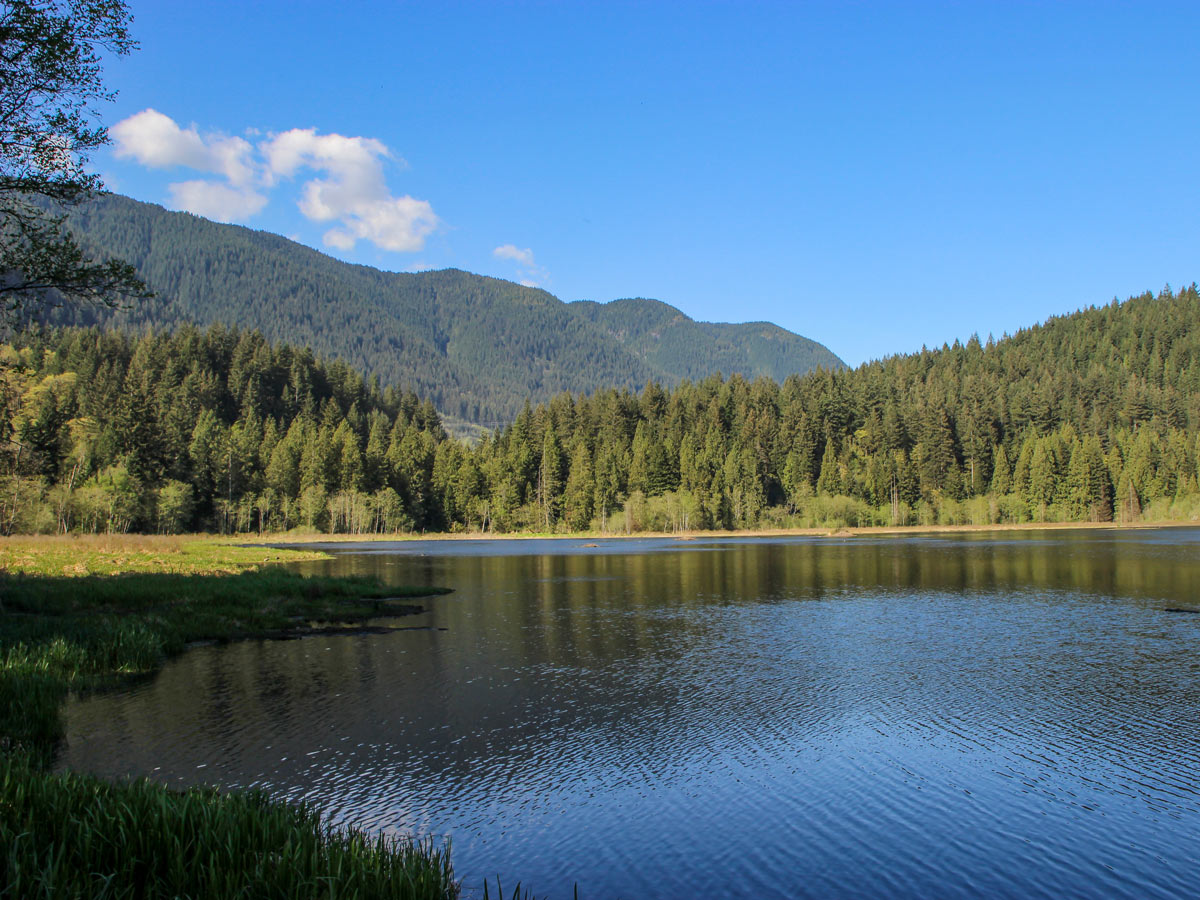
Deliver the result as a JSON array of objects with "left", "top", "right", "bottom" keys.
[{"left": 3, "top": 286, "right": 1198, "bottom": 538}]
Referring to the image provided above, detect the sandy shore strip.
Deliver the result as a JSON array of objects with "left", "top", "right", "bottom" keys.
[{"left": 228, "top": 519, "right": 1200, "bottom": 545}]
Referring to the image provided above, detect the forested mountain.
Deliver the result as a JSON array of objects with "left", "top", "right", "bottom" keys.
[
  {"left": 568, "top": 297, "right": 828, "bottom": 383},
  {"left": 36, "top": 193, "right": 842, "bottom": 425},
  {"left": 3, "top": 286, "right": 1197, "bottom": 535}
]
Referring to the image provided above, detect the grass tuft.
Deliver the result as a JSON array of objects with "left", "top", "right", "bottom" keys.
[{"left": 0, "top": 754, "right": 457, "bottom": 898}]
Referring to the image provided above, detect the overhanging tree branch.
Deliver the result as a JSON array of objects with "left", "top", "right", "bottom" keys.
[{"left": 0, "top": 0, "right": 151, "bottom": 322}]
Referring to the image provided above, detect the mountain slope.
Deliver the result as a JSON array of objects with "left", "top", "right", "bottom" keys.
[
  {"left": 569, "top": 297, "right": 835, "bottom": 383},
  {"left": 50, "top": 193, "right": 843, "bottom": 423}
]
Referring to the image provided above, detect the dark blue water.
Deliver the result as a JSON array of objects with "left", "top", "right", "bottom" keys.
[{"left": 60, "top": 529, "right": 1200, "bottom": 898}]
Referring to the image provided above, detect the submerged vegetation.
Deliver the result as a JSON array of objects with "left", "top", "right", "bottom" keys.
[{"left": 0, "top": 536, "right": 459, "bottom": 898}]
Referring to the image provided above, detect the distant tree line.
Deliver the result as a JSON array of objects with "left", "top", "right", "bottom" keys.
[{"left": 3, "top": 286, "right": 1199, "bottom": 535}]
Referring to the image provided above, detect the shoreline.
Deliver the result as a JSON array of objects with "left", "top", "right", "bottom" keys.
[
  {"left": 230, "top": 518, "right": 1200, "bottom": 546},
  {"left": 0, "top": 539, "right": 461, "bottom": 898}
]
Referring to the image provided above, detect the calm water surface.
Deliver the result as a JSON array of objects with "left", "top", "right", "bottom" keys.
[{"left": 60, "top": 529, "right": 1200, "bottom": 898}]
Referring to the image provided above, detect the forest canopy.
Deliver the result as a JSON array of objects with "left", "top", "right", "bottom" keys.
[{"left": 2, "top": 285, "right": 1198, "bottom": 535}]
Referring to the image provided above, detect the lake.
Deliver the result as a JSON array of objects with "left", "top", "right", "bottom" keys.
[{"left": 59, "top": 528, "right": 1200, "bottom": 898}]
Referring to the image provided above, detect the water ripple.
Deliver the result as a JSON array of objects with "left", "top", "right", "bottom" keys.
[{"left": 59, "top": 530, "right": 1200, "bottom": 899}]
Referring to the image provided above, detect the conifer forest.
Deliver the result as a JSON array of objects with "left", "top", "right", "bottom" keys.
[{"left": 3, "top": 286, "right": 1199, "bottom": 536}]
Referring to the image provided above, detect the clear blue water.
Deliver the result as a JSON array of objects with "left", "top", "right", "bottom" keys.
[{"left": 60, "top": 528, "right": 1200, "bottom": 898}]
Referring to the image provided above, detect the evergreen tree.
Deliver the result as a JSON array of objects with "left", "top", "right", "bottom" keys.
[
  {"left": 538, "top": 423, "right": 565, "bottom": 529},
  {"left": 816, "top": 440, "right": 841, "bottom": 496},
  {"left": 563, "top": 440, "right": 595, "bottom": 532}
]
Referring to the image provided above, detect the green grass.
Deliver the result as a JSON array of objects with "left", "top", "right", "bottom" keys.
[
  {"left": 0, "top": 753, "right": 456, "bottom": 899},
  {"left": 0, "top": 533, "right": 331, "bottom": 577},
  {"left": 481, "top": 879, "right": 556, "bottom": 900},
  {"left": 0, "top": 538, "right": 460, "bottom": 899}
]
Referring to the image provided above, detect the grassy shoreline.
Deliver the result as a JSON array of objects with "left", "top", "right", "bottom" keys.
[{"left": 0, "top": 535, "right": 460, "bottom": 899}]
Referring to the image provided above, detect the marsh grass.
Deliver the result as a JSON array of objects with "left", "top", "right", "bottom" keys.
[
  {"left": 0, "top": 532, "right": 330, "bottom": 578},
  {"left": 0, "top": 537, "right": 459, "bottom": 898},
  {"left": 1, "top": 754, "right": 456, "bottom": 899},
  {"left": 480, "top": 879, "right": 560, "bottom": 900}
]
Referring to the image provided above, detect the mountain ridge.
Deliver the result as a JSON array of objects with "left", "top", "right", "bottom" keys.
[{"left": 47, "top": 193, "right": 844, "bottom": 424}]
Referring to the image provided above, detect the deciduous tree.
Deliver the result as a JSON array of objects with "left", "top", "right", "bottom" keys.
[{"left": 1, "top": 0, "right": 149, "bottom": 318}]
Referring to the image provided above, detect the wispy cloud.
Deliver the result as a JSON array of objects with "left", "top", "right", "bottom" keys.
[
  {"left": 110, "top": 109, "right": 439, "bottom": 251},
  {"left": 493, "top": 244, "right": 535, "bottom": 266},
  {"left": 168, "top": 180, "right": 267, "bottom": 221},
  {"left": 493, "top": 244, "right": 548, "bottom": 286}
]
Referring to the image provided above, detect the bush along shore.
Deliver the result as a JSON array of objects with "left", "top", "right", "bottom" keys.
[{"left": 0, "top": 535, "right": 459, "bottom": 899}]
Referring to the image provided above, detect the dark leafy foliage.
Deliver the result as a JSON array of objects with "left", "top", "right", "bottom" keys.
[{"left": 0, "top": 1, "right": 149, "bottom": 317}]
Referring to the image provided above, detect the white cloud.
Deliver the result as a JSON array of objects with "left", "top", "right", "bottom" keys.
[
  {"left": 493, "top": 244, "right": 547, "bottom": 286},
  {"left": 261, "top": 129, "right": 390, "bottom": 183},
  {"left": 109, "top": 110, "right": 439, "bottom": 252},
  {"left": 323, "top": 228, "right": 358, "bottom": 251},
  {"left": 261, "top": 128, "right": 438, "bottom": 252},
  {"left": 111, "top": 109, "right": 256, "bottom": 187},
  {"left": 494, "top": 244, "right": 535, "bottom": 266},
  {"left": 111, "top": 109, "right": 210, "bottom": 169},
  {"left": 168, "top": 180, "right": 268, "bottom": 222}
]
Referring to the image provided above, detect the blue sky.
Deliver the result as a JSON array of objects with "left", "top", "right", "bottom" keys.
[{"left": 97, "top": 1, "right": 1200, "bottom": 367}]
